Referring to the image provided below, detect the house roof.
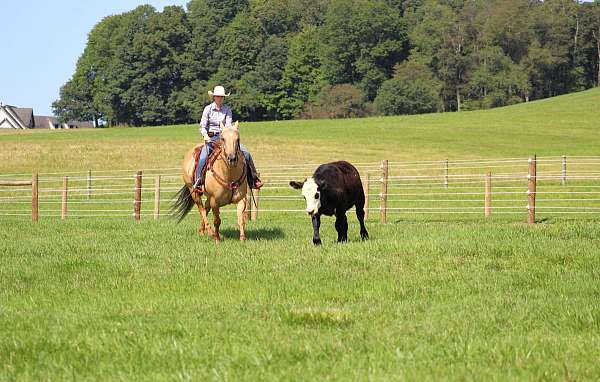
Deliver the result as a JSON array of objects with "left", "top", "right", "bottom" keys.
[
  {"left": 34, "top": 115, "right": 59, "bottom": 128},
  {"left": 67, "top": 120, "right": 94, "bottom": 128},
  {"left": 1, "top": 103, "right": 93, "bottom": 129},
  {"left": 0, "top": 104, "right": 27, "bottom": 129},
  {"left": 12, "top": 107, "right": 34, "bottom": 127}
]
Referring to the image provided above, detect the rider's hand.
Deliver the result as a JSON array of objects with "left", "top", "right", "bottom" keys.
[{"left": 203, "top": 134, "right": 210, "bottom": 143}]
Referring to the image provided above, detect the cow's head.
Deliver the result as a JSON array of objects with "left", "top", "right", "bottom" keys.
[{"left": 290, "top": 177, "right": 321, "bottom": 216}]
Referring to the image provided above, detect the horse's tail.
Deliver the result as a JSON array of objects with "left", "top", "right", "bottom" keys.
[{"left": 171, "top": 185, "right": 195, "bottom": 223}]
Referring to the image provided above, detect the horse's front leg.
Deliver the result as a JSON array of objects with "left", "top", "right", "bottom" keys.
[
  {"left": 236, "top": 198, "right": 247, "bottom": 241},
  {"left": 212, "top": 206, "right": 222, "bottom": 242},
  {"left": 193, "top": 192, "right": 207, "bottom": 236}
]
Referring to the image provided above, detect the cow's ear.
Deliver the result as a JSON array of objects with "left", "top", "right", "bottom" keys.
[{"left": 289, "top": 180, "right": 304, "bottom": 189}]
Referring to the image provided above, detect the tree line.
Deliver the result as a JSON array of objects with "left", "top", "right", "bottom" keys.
[{"left": 53, "top": 0, "right": 600, "bottom": 126}]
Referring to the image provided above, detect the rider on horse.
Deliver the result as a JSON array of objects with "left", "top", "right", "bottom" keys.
[{"left": 193, "top": 85, "right": 263, "bottom": 192}]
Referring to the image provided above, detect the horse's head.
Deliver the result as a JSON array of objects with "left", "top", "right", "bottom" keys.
[{"left": 220, "top": 121, "right": 241, "bottom": 166}]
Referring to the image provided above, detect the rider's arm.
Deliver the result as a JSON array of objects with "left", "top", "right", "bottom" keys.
[{"left": 199, "top": 105, "right": 210, "bottom": 141}]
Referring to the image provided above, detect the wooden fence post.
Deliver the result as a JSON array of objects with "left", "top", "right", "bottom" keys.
[
  {"left": 154, "top": 175, "right": 160, "bottom": 220},
  {"left": 444, "top": 159, "right": 449, "bottom": 188},
  {"left": 364, "top": 173, "right": 370, "bottom": 220},
  {"left": 561, "top": 155, "right": 567, "bottom": 186},
  {"left": 32, "top": 173, "right": 38, "bottom": 222},
  {"left": 484, "top": 172, "right": 491, "bottom": 217},
  {"left": 380, "top": 160, "right": 388, "bottom": 224},
  {"left": 134, "top": 171, "right": 142, "bottom": 221},
  {"left": 528, "top": 155, "right": 537, "bottom": 225},
  {"left": 87, "top": 169, "right": 92, "bottom": 199},
  {"left": 61, "top": 176, "right": 68, "bottom": 220}
]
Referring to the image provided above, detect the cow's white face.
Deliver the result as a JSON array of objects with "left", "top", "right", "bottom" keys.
[
  {"left": 290, "top": 177, "right": 321, "bottom": 216},
  {"left": 302, "top": 178, "right": 321, "bottom": 215}
]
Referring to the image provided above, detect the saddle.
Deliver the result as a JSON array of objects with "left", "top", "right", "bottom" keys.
[{"left": 193, "top": 141, "right": 223, "bottom": 186}]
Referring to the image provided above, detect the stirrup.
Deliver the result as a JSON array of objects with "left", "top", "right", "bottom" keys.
[{"left": 192, "top": 177, "right": 203, "bottom": 192}]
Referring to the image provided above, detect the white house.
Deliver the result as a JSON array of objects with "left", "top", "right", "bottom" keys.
[{"left": 0, "top": 102, "right": 93, "bottom": 129}]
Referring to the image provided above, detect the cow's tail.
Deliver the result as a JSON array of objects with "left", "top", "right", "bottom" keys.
[{"left": 171, "top": 185, "right": 195, "bottom": 222}]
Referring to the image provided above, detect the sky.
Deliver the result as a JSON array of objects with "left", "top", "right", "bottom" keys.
[{"left": 0, "top": 0, "right": 188, "bottom": 116}]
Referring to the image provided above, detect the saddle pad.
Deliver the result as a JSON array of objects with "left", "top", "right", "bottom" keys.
[{"left": 193, "top": 142, "right": 223, "bottom": 184}]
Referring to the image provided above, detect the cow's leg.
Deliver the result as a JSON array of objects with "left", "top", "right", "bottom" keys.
[
  {"left": 311, "top": 214, "right": 322, "bottom": 245},
  {"left": 236, "top": 198, "right": 247, "bottom": 241},
  {"left": 356, "top": 205, "right": 369, "bottom": 240},
  {"left": 212, "top": 206, "right": 222, "bottom": 242},
  {"left": 335, "top": 212, "right": 348, "bottom": 242}
]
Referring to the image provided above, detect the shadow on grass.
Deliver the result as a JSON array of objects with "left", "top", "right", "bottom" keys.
[{"left": 219, "top": 227, "right": 285, "bottom": 241}]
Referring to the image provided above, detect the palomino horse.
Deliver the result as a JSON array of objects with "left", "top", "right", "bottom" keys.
[{"left": 172, "top": 121, "right": 248, "bottom": 241}]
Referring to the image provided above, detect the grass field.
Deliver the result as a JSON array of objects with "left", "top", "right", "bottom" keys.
[{"left": 1, "top": 89, "right": 600, "bottom": 380}]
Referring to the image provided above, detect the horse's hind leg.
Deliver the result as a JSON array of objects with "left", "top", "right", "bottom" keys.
[{"left": 236, "top": 198, "right": 247, "bottom": 241}]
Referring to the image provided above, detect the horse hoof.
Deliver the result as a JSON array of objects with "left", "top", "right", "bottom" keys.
[{"left": 240, "top": 235, "right": 246, "bottom": 241}]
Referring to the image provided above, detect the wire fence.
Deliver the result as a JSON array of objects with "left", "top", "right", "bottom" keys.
[{"left": 1, "top": 155, "right": 599, "bottom": 222}]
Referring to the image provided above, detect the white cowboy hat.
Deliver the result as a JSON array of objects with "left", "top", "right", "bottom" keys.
[{"left": 208, "top": 85, "right": 231, "bottom": 97}]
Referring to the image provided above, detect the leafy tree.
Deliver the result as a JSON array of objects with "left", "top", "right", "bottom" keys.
[
  {"left": 120, "top": 6, "right": 190, "bottom": 125},
  {"left": 234, "top": 36, "right": 289, "bottom": 120},
  {"left": 466, "top": 46, "right": 529, "bottom": 108},
  {"left": 303, "top": 84, "right": 369, "bottom": 119},
  {"left": 278, "top": 26, "right": 326, "bottom": 118},
  {"left": 55, "top": 0, "right": 600, "bottom": 125},
  {"left": 250, "top": 0, "right": 302, "bottom": 36},
  {"left": 319, "top": 0, "right": 409, "bottom": 100},
  {"left": 581, "top": 1, "right": 600, "bottom": 87},
  {"left": 374, "top": 61, "right": 441, "bottom": 115},
  {"left": 410, "top": 0, "right": 476, "bottom": 111},
  {"left": 209, "top": 12, "right": 266, "bottom": 89}
]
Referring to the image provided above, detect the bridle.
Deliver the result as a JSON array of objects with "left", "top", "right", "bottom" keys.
[{"left": 208, "top": 137, "right": 246, "bottom": 193}]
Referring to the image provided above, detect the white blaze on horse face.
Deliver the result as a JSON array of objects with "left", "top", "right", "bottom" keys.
[
  {"left": 302, "top": 178, "right": 321, "bottom": 215},
  {"left": 221, "top": 128, "right": 240, "bottom": 162}
]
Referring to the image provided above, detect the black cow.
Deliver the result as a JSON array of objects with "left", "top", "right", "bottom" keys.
[{"left": 290, "top": 161, "right": 369, "bottom": 245}]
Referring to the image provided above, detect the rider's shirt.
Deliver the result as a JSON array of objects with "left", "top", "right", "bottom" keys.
[{"left": 199, "top": 102, "right": 232, "bottom": 136}]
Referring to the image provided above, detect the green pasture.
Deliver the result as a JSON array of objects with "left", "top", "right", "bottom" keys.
[
  {"left": 1, "top": 89, "right": 600, "bottom": 380},
  {"left": 1, "top": 87, "right": 599, "bottom": 174}
]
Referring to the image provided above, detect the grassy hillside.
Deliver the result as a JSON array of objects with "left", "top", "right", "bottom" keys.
[{"left": 1, "top": 88, "right": 599, "bottom": 174}]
